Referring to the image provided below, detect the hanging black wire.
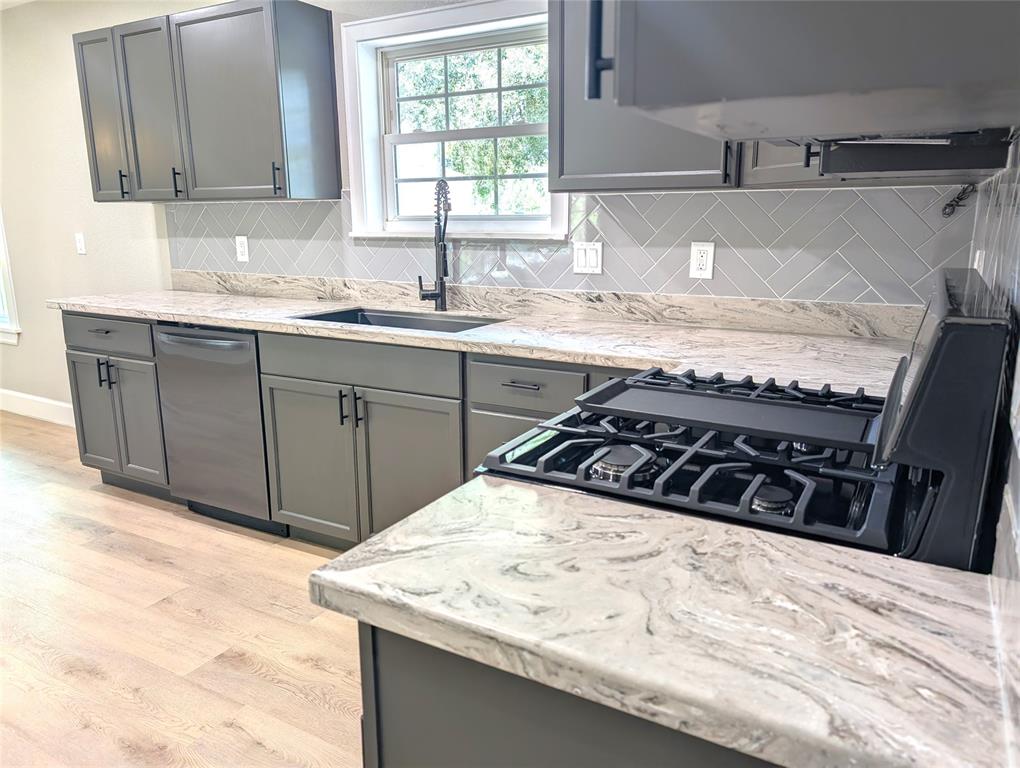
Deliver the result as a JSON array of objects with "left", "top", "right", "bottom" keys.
[{"left": 942, "top": 184, "right": 977, "bottom": 218}]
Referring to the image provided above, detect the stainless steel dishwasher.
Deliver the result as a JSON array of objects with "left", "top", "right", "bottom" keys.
[{"left": 155, "top": 325, "right": 272, "bottom": 524}]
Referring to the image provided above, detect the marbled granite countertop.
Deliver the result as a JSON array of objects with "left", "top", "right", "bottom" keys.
[
  {"left": 310, "top": 475, "right": 1005, "bottom": 768},
  {"left": 48, "top": 290, "right": 911, "bottom": 393}
]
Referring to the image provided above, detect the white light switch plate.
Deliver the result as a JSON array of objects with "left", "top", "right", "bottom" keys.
[
  {"left": 74, "top": 232, "right": 87, "bottom": 255},
  {"left": 689, "top": 241, "right": 715, "bottom": 279},
  {"left": 235, "top": 235, "right": 249, "bottom": 263},
  {"left": 573, "top": 241, "right": 603, "bottom": 275}
]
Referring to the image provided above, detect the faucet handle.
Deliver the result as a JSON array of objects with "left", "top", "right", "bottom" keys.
[{"left": 417, "top": 275, "right": 435, "bottom": 300}]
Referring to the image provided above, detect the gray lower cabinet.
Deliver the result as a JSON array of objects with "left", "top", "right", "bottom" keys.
[
  {"left": 262, "top": 376, "right": 360, "bottom": 543},
  {"left": 66, "top": 350, "right": 167, "bottom": 484},
  {"left": 355, "top": 387, "right": 463, "bottom": 537},
  {"left": 66, "top": 351, "right": 122, "bottom": 472},
  {"left": 549, "top": 0, "right": 734, "bottom": 192},
  {"left": 112, "top": 16, "right": 186, "bottom": 201},
  {"left": 108, "top": 356, "right": 167, "bottom": 485},
  {"left": 72, "top": 28, "right": 131, "bottom": 201}
]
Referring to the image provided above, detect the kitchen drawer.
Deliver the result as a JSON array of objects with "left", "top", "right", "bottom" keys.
[
  {"left": 63, "top": 313, "right": 153, "bottom": 358},
  {"left": 468, "top": 360, "right": 586, "bottom": 414},
  {"left": 258, "top": 333, "right": 461, "bottom": 399}
]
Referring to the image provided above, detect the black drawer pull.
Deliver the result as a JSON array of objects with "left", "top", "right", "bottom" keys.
[
  {"left": 354, "top": 394, "right": 364, "bottom": 425},
  {"left": 501, "top": 380, "right": 542, "bottom": 391},
  {"left": 118, "top": 169, "right": 129, "bottom": 199},
  {"left": 171, "top": 166, "right": 183, "bottom": 198},
  {"left": 96, "top": 357, "right": 106, "bottom": 388},
  {"left": 103, "top": 360, "right": 116, "bottom": 389},
  {"left": 88, "top": 328, "right": 112, "bottom": 335},
  {"left": 338, "top": 390, "right": 347, "bottom": 425}
]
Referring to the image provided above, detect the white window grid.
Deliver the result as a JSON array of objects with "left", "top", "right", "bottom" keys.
[{"left": 380, "top": 26, "right": 549, "bottom": 222}]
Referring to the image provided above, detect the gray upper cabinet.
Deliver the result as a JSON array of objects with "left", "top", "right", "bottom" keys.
[
  {"left": 549, "top": 0, "right": 734, "bottom": 193},
  {"left": 67, "top": 351, "right": 122, "bottom": 471},
  {"left": 73, "top": 28, "right": 131, "bottom": 201},
  {"left": 741, "top": 140, "right": 825, "bottom": 188},
  {"left": 169, "top": 0, "right": 340, "bottom": 201},
  {"left": 112, "top": 17, "right": 186, "bottom": 201},
  {"left": 355, "top": 388, "right": 463, "bottom": 537},
  {"left": 262, "top": 376, "right": 360, "bottom": 543},
  {"left": 109, "top": 356, "right": 168, "bottom": 485}
]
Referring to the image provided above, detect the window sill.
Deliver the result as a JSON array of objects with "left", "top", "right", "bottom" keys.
[
  {"left": 0, "top": 326, "right": 21, "bottom": 346},
  {"left": 349, "top": 230, "right": 568, "bottom": 243}
]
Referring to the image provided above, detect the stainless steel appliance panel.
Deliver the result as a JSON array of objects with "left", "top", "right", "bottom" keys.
[{"left": 155, "top": 325, "right": 270, "bottom": 520}]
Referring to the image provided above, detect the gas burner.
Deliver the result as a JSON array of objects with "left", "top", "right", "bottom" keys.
[
  {"left": 750, "top": 483, "right": 795, "bottom": 516},
  {"left": 590, "top": 445, "right": 654, "bottom": 484}
]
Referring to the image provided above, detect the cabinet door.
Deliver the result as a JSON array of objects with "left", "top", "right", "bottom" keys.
[
  {"left": 108, "top": 357, "right": 167, "bottom": 486},
  {"left": 170, "top": 1, "right": 285, "bottom": 200},
  {"left": 263, "top": 376, "right": 359, "bottom": 542},
  {"left": 66, "top": 351, "right": 121, "bottom": 472},
  {"left": 113, "top": 17, "right": 186, "bottom": 201},
  {"left": 549, "top": 0, "right": 733, "bottom": 192},
  {"left": 72, "top": 29, "right": 131, "bottom": 202},
  {"left": 741, "top": 140, "right": 825, "bottom": 188},
  {"left": 466, "top": 409, "right": 543, "bottom": 477},
  {"left": 355, "top": 388, "right": 463, "bottom": 537}
]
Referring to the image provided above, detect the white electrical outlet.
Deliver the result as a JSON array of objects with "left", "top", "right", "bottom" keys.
[
  {"left": 74, "top": 232, "right": 87, "bottom": 255},
  {"left": 689, "top": 241, "right": 715, "bottom": 279},
  {"left": 235, "top": 235, "right": 249, "bottom": 263},
  {"left": 572, "top": 241, "right": 603, "bottom": 275}
]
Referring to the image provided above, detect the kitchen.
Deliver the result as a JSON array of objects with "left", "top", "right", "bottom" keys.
[{"left": 0, "top": 0, "right": 1017, "bottom": 766}]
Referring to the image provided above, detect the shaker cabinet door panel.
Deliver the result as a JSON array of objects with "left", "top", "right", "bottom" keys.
[
  {"left": 66, "top": 352, "right": 121, "bottom": 472},
  {"left": 170, "top": 1, "right": 285, "bottom": 200},
  {"left": 262, "top": 376, "right": 360, "bottom": 542},
  {"left": 113, "top": 16, "right": 186, "bottom": 201},
  {"left": 355, "top": 388, "right": 463, "bottom": 537},
  {"left": 73, "top": 29, "right": 131, "bottom": 201},
  {"left": 109, "top": 357, "right": 168, "bottom": 486},
  {"left": 549, "top": 0, "right": 732, "bottom": 192}
]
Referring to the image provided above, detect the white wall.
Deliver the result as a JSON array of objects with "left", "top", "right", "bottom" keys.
[
  {"left": 0, "top": 0, "right": 458, "bottom": 409},
  {"left": 0, "top": 0, "right": 211, "bottom": 406}
]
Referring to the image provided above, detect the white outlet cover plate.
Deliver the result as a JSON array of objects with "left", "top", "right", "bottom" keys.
[
  {"left": 689, "top": 241, "right": 715, "bottom": 279},
  {"left": 235, "top": 235, "right": 249, "bottom": 263},
  {"left": 573, "top": 241, "right": 603, "bottom": 274},
  {"left": 74, "top": 232, "right": 87, "bottom": 255}
]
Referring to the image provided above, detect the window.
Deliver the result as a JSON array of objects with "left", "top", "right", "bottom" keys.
[
  {"left": 383, "top": 33, "right": 550, "bottom": 221},
  {"left": 340, "top": 1, "right": 564, "bottom": 239},
  {"left": 0, "top": 209, "right": 19, "bottom": 346}
]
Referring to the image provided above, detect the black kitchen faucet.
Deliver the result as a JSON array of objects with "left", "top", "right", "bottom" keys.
[{"left": 418, "top": 179, "right": 450, "bottom": 311}]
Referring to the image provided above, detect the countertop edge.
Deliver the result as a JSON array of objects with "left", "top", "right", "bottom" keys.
[{"left": 308, "top": 568, "right": 901, "bottom": 768}]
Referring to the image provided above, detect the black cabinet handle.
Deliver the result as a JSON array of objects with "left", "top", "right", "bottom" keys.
[
  {"left": 501, "top": 380, "right": 542, "bottom": 391},
  {"left": 118, "top": 169, "right": 129, "bottom": 199},
  {"left": 171, "top": 166, "right": 183, "bottom": 198},
  {"left": 96, "top": 357, "right": 107, "bottom": 388},
  {"left": 271, "top": 161, "right": 282, "bottom": 195},
  {"left": 338, "top": 390, "right": 347, "bottom": 425},
  {"left": 104, "top": 360, "right": 116, "bottom": 389},
  {"left": 586, "top": 0, "right": 614, "bottom": 100},
  {"left": 354, "top": 394, "right": 364, "bottom": 425},
  {"left": 88, "top": 328, "right": 112, "bottom": 335}
]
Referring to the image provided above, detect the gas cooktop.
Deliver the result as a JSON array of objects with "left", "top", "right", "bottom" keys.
[{"left": 482, "top": 369, "right": 910, "bottom": 552}]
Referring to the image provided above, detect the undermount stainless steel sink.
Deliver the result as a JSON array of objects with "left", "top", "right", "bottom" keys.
[{"left": 296, "top": 308, "right": 500, "bottom": 333}]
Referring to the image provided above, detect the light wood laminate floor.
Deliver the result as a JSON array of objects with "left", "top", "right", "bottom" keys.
[{"left": 0, "top": 411, "right": 363, "bottom": 767}]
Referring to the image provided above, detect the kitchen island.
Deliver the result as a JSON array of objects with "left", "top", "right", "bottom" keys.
[{"left": 309, "top": 475, "right": 1006, "bottom": 768}]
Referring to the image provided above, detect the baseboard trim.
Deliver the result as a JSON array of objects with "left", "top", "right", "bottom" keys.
[{"left": 0, "top": 388, "right": 75, "bottom": 427}]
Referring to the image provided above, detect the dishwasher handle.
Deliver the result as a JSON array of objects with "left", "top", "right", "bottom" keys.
[{"left": 156, "top": 332, "right": 252, "bottom": 352}]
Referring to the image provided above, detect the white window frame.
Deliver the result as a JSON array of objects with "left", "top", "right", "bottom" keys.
[
  {"left": 0, "top": 209, "right": 20, "bottom": 346},
  {"left": 341, "top": 0, "right": 566, "bottom": 240}
]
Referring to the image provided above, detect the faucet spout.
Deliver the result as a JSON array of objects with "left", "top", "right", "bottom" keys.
[{"left": 419, "top": 180, "right": 451, "bottom": 311}]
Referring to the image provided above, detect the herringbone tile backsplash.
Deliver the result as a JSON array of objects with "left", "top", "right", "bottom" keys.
[{"left": 167, "top": 186, "right": 975, "bottom": 305}]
